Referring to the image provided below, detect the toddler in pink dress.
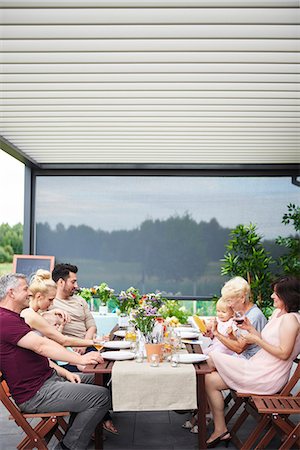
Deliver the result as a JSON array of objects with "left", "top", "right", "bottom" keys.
[
  {"left": 182, "top": 298, "right": 235, "bottom": 433},
  {"left": 203, "top": 297, "right": 235, "bottom": 356}
]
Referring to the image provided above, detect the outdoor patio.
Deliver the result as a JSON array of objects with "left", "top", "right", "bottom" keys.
[{"left": 0, "top": 400, "right": 285, "bottom": 450}]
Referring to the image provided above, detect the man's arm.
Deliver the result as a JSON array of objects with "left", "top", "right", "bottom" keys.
[{"left": 17, "top": 331, "right": 103, "bottom": 365}]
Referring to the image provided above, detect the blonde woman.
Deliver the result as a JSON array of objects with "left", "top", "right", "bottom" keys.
[
  {"left": 212, "top": 276, "right": 267, "bottom": 359},
  {"left": 21, "top": 270, "right": 98, "bottom": 349},
  {"left": 21, "top": 269, "right": 118, "bottom": 435}
]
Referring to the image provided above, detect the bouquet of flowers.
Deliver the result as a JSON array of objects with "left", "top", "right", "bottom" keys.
[
  {"left": 92, "top": 282, "right": 115, "bottom": 305},
  {"left": 116, "top": 286, "right": 141, "bottom": 314},
  {"left": 78, "top": 282, "right": 115, "bottom": 306},
  {"left": 131, "top": 292, "right": 165, "bottom": 342}
]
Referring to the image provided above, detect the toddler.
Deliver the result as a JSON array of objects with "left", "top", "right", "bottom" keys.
[
  {"left": 182, "top": 298, "right": 235, "bottom": 433},
  {"left": 203, "top": 297, "right": 235, "bottom": 356}
]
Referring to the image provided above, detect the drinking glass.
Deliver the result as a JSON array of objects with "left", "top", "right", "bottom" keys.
[
  {"left": 135, "top": 351, "right": 144, "bottom": 363},
  {"left": 234, "top": 311, "right": 245, "bottom": 325},
  {"left": 170, "top": 353, "right": 179, "bottom": 368},
  {"left": 93, "top": 334, "right": 106, "bottom": 351},
  {"left": 125, "top": 326, "right": 137, "bottom": 342},
  {"left": 150, "top": 354, "right": 160, "bottom": 367}
]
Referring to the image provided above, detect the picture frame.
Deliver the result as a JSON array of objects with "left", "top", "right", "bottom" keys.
[{"left": 12, "top": 255, "right": 55, "bottom": 281}]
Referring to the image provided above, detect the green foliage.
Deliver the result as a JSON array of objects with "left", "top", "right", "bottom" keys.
[
  {"left": 78, "top": 282, "right": 115, "bottom": 305},
  {"left": 275, "top": 203, "right": 300, "bottom": 276},
  {"left": 221, "top": 223, "right": 275, "bottom": 313},
  {"left": 0, "top": 223, "right": 23, "bottom": 263},
  {"left": 159, "top": 300, "right": 189, "bottom": 324}
]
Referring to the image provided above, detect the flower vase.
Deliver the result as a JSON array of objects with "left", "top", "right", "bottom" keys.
[
  {"left": 99, "top": 303, "right": 108, "bottom": 315},
  {"left": 144, "top": 343, "right": 164, "bottom": 362},
  {"left": 118, "top": 313, "right": 129, "bottom": 328}
]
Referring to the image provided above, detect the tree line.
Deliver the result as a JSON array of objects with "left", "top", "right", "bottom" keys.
[{"left": 0, "top": 223, "right": 23, "bottom": 262}]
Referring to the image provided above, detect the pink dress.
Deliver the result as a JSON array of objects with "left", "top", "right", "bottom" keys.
[
  {"left": 203, "top": 318, "right": 236, "bottom": 356},
  {"left": 210, "top": 310, "right": 300, "bottom": 395}
]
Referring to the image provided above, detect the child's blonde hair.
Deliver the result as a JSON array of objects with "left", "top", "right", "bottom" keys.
[
  {"left": 29, "top": 269, "right": 56, "bottom": 295},
  {"left": 216, "top": 297, "right": 234, "bottom": 315}
]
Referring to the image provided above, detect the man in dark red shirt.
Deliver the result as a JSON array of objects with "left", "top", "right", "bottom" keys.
[{"left": 0, "top": 273, "right": 110, "bottom": 450}]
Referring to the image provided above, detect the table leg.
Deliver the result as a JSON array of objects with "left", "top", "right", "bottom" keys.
[
  {"left": 197, "top": 373, "right": 207, "bottom": 449},
  {"left": 94, "top": 373, "right": 104, "bottom": 450}
]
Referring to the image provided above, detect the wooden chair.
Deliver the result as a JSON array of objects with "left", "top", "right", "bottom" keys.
[
  {"left": 224, "top": 358, "right": 300, "bottom": 449},
  {"left": 252, "top": 391, "right": 300, "bottom": 450},
  {"left": 0, "top": 372, "right": 69, "bottom": 450}
]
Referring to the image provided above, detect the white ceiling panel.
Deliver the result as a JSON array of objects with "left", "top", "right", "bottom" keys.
[{"left": 0, "top": 0, "right": 299, "bottom": 166}]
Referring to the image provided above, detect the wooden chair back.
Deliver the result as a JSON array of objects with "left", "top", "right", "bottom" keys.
[
  {"left": 0, "top": 372, "right": 69, "bottom": 450},
  {"left": 225, "top": 358, "right": 300, "bottom": 449}
]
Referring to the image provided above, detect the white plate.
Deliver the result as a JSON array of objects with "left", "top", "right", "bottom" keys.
[
  {"left": 173, "top": 326, "right": 194, "bottom": 333},
  {"left": 103, "top": 340, "right": 131, "bottom": 349},
  {"left": 182, "top": 339, "right": 203, "bottom": 345},
  {"left": 113, "top": 330, "right": 126, "bottom": 338},
  {"left": 178, "top": 354, "right": 209, "bottom": 364},
  {"left": 179, "top": 331, "right": 200, "bottom": 339},
  {"left": 102, "top": 351, "right": 135, "bottom": 361}
]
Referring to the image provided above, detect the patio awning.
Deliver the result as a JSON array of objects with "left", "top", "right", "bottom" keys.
[{"left": 1, "top": 0, "right": 299, "bottom": 168}]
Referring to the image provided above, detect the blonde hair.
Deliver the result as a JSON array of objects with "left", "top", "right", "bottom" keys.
[
  {"left": 221, "top": 276, "right": 250, "bottom": 303},
  {"left": 216, "top": 297, "right": 234, "bottom": 314},
  {"left": 29, "top": 269, "right": 57, "bottom": 295}
]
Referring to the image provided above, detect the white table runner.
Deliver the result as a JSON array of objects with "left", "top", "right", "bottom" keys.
[{"left": 111, "top": 357, "right": 197, "bottom": 411}]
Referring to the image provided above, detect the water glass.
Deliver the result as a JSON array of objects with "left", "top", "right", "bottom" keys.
[
  {"left": 170, "top": 353, "right": 179, "bottom": 368},
  {"left": 135, "top": 351, "right": 144, "bottom": 363},
  {"left": 150, "top": 354, "right": 160, "bottom": 367}
]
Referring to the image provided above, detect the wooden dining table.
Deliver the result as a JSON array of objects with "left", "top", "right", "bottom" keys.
[{"left": 82, "top": 327, "right": 212, "bottom": 450}]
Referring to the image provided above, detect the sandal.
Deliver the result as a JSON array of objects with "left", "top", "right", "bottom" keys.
[
  {"left": 182, "top": 420, "right": 193, "bottom": 429},
  {"left": 190, "top": 425, "right": 198, "bottom": 434},
  {"left": 103, "top": 420, "right": 118, "bottom": 435}
]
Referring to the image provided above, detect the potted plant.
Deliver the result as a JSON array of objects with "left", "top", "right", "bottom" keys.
[
  {"left": 131, "top": 292, "right": 165, "bottom": 361},
  {"left": 221, "top": 223, "right": 275, "bottom": 316},
  {"left": 91, "top": 282, "right": 115, "bottom": 314},
  {"left": 116, "top": 286, "right": 141, "bottom": 327},
  {"left": 158, "top": 300, "right": 189, "bottom": 326}
]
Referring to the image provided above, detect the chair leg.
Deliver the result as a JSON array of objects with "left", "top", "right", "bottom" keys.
[
  {"left": 225, "top": 396, "right": 244, "bottom": 425},
  {"left": 17, "top": 417, "right": 58, "bottom": 450},
  {"left": 279, "top": 422, "right": 300, "bottom": 450},
  {"left": 230, "top": 407, "right": 250, "bottom": 449},
  {"left": 254, "top": 426, "right": 277, "bottom": 450},
  {"left": 241, "top": 416, "right": 272, "bottom": 450}
]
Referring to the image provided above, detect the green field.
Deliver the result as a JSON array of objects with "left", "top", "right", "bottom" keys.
[{"left": 0, "top": 262, "right": 13, "bottom": 276}]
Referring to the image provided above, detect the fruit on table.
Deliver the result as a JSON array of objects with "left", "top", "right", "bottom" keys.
[{"left": 166, "top": 316, "right": 180, "bottom": 327}]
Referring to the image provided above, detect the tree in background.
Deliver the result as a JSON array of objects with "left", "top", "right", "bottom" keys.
[
  {"left": 0, "top": 223, "right": 23, "bottom": 262},
  {"left": 275, "top": 203, "right": 300, "bottom": 277},
  {"left": 221, "top": 223, "right": 275, "bottom": 315}
]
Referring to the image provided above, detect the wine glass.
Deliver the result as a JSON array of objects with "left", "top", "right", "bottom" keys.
[
  {"left": 93, "top": 334, "right": 106, "bottom": 351},
  {"left": 234, "top": 311, "right": 245, "bottom": 325}
]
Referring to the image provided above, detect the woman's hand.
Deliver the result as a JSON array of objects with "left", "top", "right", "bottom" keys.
[
  {"left": 239, "top": 332, "right": 260, "bottom": 345},
  {"left": 238, "top": 317, "right": 261, "bottom": 337},
  {"left": 53, "top": 309, "right": 71, "bottom": 324}
]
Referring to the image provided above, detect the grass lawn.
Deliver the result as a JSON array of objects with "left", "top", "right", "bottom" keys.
[{"left": 0, "top": 262, "right": 13, "bottom": 276}]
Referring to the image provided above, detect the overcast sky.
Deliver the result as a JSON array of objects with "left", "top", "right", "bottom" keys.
[
  {"left": 36, "top": 174, "right": 299, "bottom": 239},
  {"left": 0, "top": 150, "right": 24, "bottom": 226},
  {"left": 1, "top": 149, "right": 299, "bottom": 239}
]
